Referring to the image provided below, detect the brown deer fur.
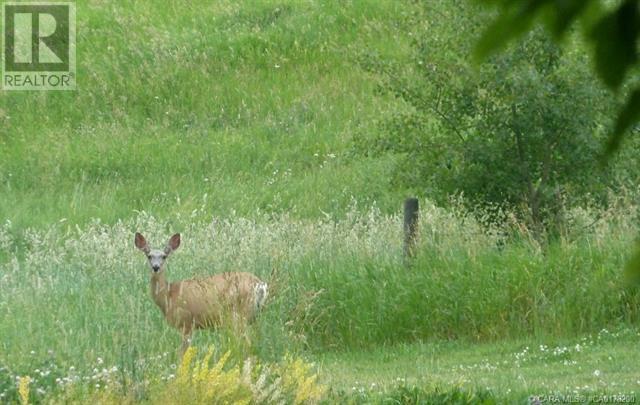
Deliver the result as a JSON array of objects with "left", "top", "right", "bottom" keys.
[{"left": 135, "top": 232, "right": 268, "bottom": 355}]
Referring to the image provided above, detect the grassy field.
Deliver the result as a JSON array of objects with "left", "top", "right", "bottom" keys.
[
  {"left": 1, "top": 202, "right": 639, "bottom": 403},
  {"left": 1, "top": 0, "right": 639, "bottom": 403}
]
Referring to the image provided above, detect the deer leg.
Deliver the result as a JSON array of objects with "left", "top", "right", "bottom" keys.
[{"left": 179, "top": 326, "right": 193, "bottom": 358}]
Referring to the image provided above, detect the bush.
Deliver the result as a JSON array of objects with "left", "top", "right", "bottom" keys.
[
  {"left": 149, "top": 346, "right": 325, "bottom": 404},
  {"left": 354, "top": 1, "right": 627, "bottom": 238}
]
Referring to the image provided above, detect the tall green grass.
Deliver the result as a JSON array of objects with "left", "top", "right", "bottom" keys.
[
  {"left": 1, "top": 196, "right": 638, "bottom": 401},
  {"left": 1, "top": 196, "right": 638, "bottom": 367},
  {"left": 284, "top": 198, "right": 640, "bottom": 349}
]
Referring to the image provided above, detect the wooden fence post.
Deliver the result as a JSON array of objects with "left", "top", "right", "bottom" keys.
[{"left": 403, "top": 197, "right": 419, "bottom": 263}]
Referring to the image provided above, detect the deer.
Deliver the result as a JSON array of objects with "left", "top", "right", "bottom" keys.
[{"left": 134, "top": 232, "right": 268, "bottom": 356}]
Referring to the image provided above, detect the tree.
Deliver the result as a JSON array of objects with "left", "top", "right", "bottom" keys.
[
  {"left": 356, "top": 1, "right": 614, "bottom": 238},
  {"left": 470, "top": 0, "right": 640, "bottom": 280},
  {"left": 475, "top": 0, "right": 640, "bottom": 154}
]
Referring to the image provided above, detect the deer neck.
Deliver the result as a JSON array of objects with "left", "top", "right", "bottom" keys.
[{"left": 150, "top": 272, "right": 170, "bottom": 315}]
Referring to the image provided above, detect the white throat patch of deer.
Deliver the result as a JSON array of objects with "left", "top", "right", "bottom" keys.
[{"left": 134, "top": 232, "right": 268, "bottom": 355}]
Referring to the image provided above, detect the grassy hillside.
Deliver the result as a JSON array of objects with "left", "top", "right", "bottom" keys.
[{"left": 0, "top": 0, "right": 414, "bottom": 229}]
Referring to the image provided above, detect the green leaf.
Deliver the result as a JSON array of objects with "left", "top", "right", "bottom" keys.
[
  {"left": 544, "top": 0, "right": 589, "bottom": 38},
  {"left": 474, "top": 0, "right": 547, "bottom": 61},
  {"left": 589, "top": 0, "right": 640, "bottom": 90},
  {"left": 607, "top": 87, "right": 640, "bottom": 154}
]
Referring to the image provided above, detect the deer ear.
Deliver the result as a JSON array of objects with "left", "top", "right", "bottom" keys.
[
  {"left": 166, "top": 233, "right": 181, "bottom": 253},
  {"left": 135, "top": 232, "right": 149, "bottom": 253}
]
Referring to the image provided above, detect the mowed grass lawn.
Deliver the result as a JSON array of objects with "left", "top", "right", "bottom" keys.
[{"left": 319, "top": 328, "right": 640, "bottom": 402}]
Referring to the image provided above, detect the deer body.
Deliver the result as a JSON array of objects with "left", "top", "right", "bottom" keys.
[
  {"left": 135, "top": 233, "right": 268, "bottom": 355},
  {"left": 150, "top": 271, "right": 266, "bottom": 331}
]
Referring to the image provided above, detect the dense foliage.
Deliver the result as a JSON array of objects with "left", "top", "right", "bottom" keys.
[
  {"left": 475, "top": 0, "right": 640, "bottom": 153},
  {"left": 355, "top": 1, "right": 638, "bottom": 237}
]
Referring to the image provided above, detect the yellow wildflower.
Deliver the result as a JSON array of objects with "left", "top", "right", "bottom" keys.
[{"left": 18, "top": 375, "right": 31, "bottom": 405}]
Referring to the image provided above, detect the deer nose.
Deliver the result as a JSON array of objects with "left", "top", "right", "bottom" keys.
[{"left": 152, "top": 264, "right": 160, "bottom": 271}]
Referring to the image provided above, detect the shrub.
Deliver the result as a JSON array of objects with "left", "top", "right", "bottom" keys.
[{"left": 150, "top": 346, "right": 325, "bottom": 404}]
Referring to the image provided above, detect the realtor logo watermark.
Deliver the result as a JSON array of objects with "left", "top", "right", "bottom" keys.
[{"left": 2, "top": 2, "right": 76, "bottom": 90}]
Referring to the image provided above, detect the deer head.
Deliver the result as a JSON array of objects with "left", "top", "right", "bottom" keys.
[{"left": 134, "top": 232, "right": 180, "bottom": 274}]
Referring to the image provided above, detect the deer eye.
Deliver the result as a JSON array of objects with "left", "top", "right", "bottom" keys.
[
  {"left": 147, "top": 255, "right": 151, "bottom": 259},
  {"left": 162, "top": 254, "right": 167, "bottom": 259}
]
